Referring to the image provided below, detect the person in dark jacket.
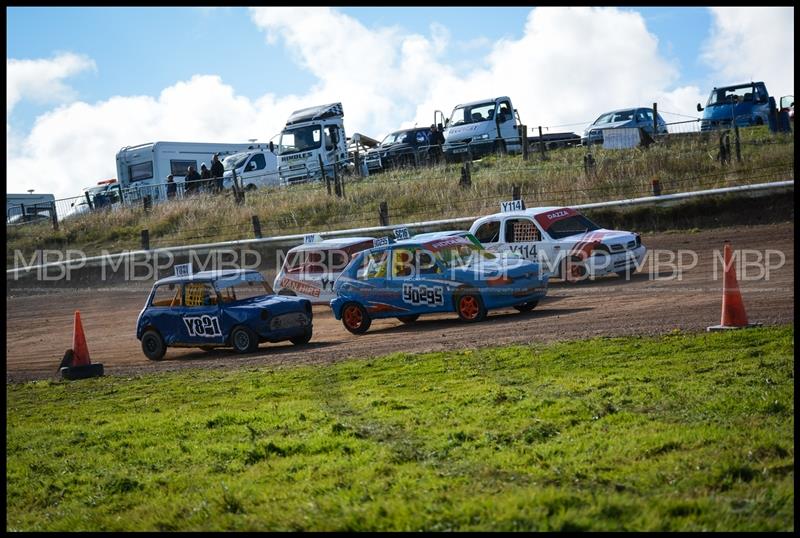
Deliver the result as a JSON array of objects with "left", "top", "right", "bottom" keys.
[
  {"left": 166, "top": 174, "right": 177, "bottom": 199},
  {"left": 185, "top": 166, "right": 201, "bottom": 195},
  {"left": 199, "top": 163, "right": 213, "bottom": 192},
  {"left": 211, "top": 153, "right": 225, "bottom": 193}
]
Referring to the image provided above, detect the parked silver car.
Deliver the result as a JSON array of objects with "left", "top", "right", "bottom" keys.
[{"left": 582, "top": 107, "right": 668, "bottom": 145}]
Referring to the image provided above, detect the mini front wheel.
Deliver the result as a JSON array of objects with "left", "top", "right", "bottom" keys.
[
  {"left": 342, "top": 303, "right": 371, "bottom": 334},
  {"left": 231, "top": 326, "right": 259, "bottom": 353},
  {"left": 141, "top": 329, "right": 166, "bottom": 361},
  {"left": 455, "top": 292, "right": 487, "bottom": 322},
  {"left": 290, "top": 327, "right": 313, "bottom": 345}
]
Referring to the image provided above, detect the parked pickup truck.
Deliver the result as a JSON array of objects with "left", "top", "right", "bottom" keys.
[{"left": 442, "top": 96, "right": 523, "bottom": 161}]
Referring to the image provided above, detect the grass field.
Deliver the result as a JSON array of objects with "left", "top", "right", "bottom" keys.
[
  {"left": 7, "top": 126, "right": 794, "bottom": 263},
  {"left": 6, "top": 326, "right": 794, "bottom": 531}
]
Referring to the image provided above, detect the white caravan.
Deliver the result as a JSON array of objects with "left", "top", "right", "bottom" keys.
[
  {"left": 442, "top": 96, "right": 523, "bottom": 161},
  {"left": 115, "top": 141, "right": 267, "bottom": 201},
  {"left": 277, "top": 103, "right": 349, "bottom": 185}
]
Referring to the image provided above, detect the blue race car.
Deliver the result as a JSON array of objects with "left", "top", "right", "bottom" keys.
[
  {"left": 136, "top": 269, "right": 313, "bottom": 360},
  {"left": 330, "top": 233, "right": 549, "bottom": 334}
]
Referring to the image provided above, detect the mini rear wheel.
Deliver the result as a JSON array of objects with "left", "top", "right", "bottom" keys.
[
  {"left": 342, "top": 303, "right": 371, "bottom": 334},
  {"left": 231, "top": 326, "right": 259, "bottom": 353},
  {"left": 141, "top": 329, "right": 166, "bottom": 361}
]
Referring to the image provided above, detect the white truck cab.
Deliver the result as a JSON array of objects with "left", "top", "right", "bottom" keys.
[
  {"left": 442, "top": 96, "right": 522, "bottom": 161},
  {"left": 222, "top": 146, "right": 279, "bottom": 191},
  {"left": 277, "top": 103, "right": 349, "bottom": 185},
  {"left": 469, "top": 203, "right": 646, "bottom": 281},
  {"left": 274, "top": 235, "right": 377, "bottom": 304}
]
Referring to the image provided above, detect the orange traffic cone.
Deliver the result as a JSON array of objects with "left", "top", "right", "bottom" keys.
[
  {"left": 707, "top": 241, "right": 761, "bottom": 331},
  {"left": 71, "top": 311, "right": 92, "bottom": 366},
  {"left": 59, "top": 311, "right": 103, "bottom": 380}
]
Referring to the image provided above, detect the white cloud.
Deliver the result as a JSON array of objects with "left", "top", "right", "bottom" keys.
[
  {"left": 18, "top": 7, "right": 793, "bottom": 200},
  {"left": 701, "top": 7, "right": 794, "bottom": 98},
  {"left": 7, "top": 52, "right": 96, "bottom": 115}
]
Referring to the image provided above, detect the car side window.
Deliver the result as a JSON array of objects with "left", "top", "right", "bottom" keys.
[
  {"left": 250, "top": 153, "right": 266, "bottom": 171},
  {"left": 474, "top": 220, "right": 501, "bottom": 243},
  {"left": 183, "top": 283, "right": 218, "bottom": 307},
  {"left": 505, "top": 218, "right": 540, "bottom": 243},
  {"left": 357, "top": 250, "right": 388, "bottom": 280},
  {"left": 392, "top": 248, "right": 415, "bottom": 278},
  {"left": 417, "top": 250, "right": 441, "bottom": 275},
  {"left": 150, "top": 284, "right": 181, "bottom": 307},
  {"left": 415, "top": 131, "right": 427, "bottom": 144}
]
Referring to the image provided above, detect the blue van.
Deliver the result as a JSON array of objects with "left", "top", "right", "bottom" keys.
[{"left": 697, "top": 82, "right": 770, "bottom": 131}]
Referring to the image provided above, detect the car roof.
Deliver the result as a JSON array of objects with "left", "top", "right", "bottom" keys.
[
  {"left": 471, "top": 206, "right": 572, "bottom": 225},
  {"left": 411, "top": 230, "right": 468, "bottom": 240},
  {"left": 288, "top": 237, "right": 375, "bottom": 252},
  {"left": 153, "top": 268, "right": 262, "bottom": 286},
  {"left": 454, "top": 96, "right": 508, "bottom": 108}
]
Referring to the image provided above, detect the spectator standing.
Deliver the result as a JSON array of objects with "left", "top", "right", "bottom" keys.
[
  {"left": 166, "top": 174, "right": 177, "bottom": 199},
  {"left": 185, "top": 166, "right": 201, "bottom": 196},
  {"left": 200, "top": 163, "right": 212, "bottom": 192},
  {"left": 429, "top": 124, "right": 445, "bottom": 164},
  {"left": 211, "top": 153, "right": 225, "bottom": 193}
]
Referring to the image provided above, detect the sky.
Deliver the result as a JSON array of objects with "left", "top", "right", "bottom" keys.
[{"left": 6, "top": 6, "right": 795, "bottom": 199}]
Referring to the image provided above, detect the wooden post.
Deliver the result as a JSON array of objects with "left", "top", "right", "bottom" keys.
[
  {"left": 320, "top": 155, "right": 331, "bottom": 196},
  {"left": 734, "top": 124, "right": 741, "bottom": 163},
  {"left": 379, "top": 201, "right": 389, "bottom": 226},
  {"left": 333, "top": 164, "right": 342, "bottom": 197},
  {"left": 652, "top": 102, "right": 658, "bottom": 136},
  {"left": 251, "top": 215, "right": 262, "bottom": 239},
  {"left": 538, "top": 126, "right": 547, "bottom": 160},
  {"left": 50, "top": 201, "right": 59, "bottom": 231},
  {"left": 338, "top": 163, "right": 345, "bottom": 198},
  {"left": 354, "top": 151, "right": 361, "bottom": 178},
  {"left": 84, "top": 191, "right": 94, "bottom": 211},
  {"left": 512, "top": 184, "right": 521, "bottom": 201},
  {"left": 652, "top": 179, "right": 662, "bottom": 196},
  {"left": 142, "top": 195, "right": 152, "bottom": 212},
  {"left": 459, "top": 161, "right": 472, "bottom": 187},
  {"left": 141, "top": 229, "right": 150, "bottom": 250},
  {"left": 519, "top": 124, "right": 529, "bottom": 161}
]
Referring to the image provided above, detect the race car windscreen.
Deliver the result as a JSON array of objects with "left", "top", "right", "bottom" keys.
[
  {"left": 544, "top": 214, "right": 601, "bottom": 239},
  {"left": 215, "top": 272, "right": 275, "bottom": 302},
  {"left": 431, "top": 240, "right": 497, "bottom": 268}
]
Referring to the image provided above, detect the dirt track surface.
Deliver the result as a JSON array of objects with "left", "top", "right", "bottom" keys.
[{"left": 6, "top": 222, "right": 794, "bottom": 383}]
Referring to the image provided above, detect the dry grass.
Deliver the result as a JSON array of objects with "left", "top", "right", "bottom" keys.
[{"left": 6, "top": 128, "right": 794, "bottom": 264}]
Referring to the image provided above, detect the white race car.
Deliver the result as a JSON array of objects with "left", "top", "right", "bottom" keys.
[
  {"left": 469, "top": 205, "right": 646, "bottom": 281},
  {"left": 274, "top": 236, "right": 377, "bottom": 304}
]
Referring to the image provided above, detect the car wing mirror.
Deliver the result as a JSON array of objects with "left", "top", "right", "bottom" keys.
[{"left": 696, "top": 103, "right": 703, "bottom": 112}]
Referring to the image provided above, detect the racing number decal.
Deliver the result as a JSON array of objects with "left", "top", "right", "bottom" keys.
[
  {"left": 183, "top": 315, "right": 222, "bottom": 337},
  {"left": 402, "top": 283, "right": 444, "bottom": 307},
  {"left": 509, "top": 244, "right": 537, "bottom": 259}
]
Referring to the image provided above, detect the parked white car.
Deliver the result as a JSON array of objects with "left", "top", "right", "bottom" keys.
[
  {"left": 222, "top": 149, "right": 279, "bottom": 191},
  {"left": 468, "top": 205, "right": 646, "bottom": 281},
  {"left": 274, "top": 236, "right": 377, "bottom": 304}
]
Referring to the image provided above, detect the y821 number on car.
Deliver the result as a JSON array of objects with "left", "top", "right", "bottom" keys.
[
  {"left": 183, "top": 315, "right": 222, "bottom": 337},
  {"left": 402, "top": 283, "right": 444, "bottom": 306}
]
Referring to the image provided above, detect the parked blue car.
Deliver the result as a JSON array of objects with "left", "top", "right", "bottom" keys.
[
  {"left": 330, "top": 233, "right": 549, "bottom": 334},
  {"left": 582, "top": 107, "right": 668, "bottom": 145},
  {"left": 136, "top": 269, "right": 313, "bottom": 360},
  {"left": 697, "top": 81, "right": 770, "bottom": 131}
]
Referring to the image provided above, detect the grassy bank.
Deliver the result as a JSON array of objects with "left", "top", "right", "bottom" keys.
[
  {"left": 6, "top": 126, "right": 794, "bottom": 263},
  {"left": 6, "top": 326, "right": 794, "bottom": 531}
]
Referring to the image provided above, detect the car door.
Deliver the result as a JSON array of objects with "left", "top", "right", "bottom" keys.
[
  {"left": 472, "top": 218, "right": 504, "bottom": 254},
  {"left": 501, "top": 216, "right": 543, "bottom": 264},
  {"left": 390, "top": 247, "right": 447, "bottom": 315},
  {"left": 496, "top": 99, "right": 518, "bottom": 150},
  {"left": 174, "top": 282, "right": 225, "bottom": 345}
]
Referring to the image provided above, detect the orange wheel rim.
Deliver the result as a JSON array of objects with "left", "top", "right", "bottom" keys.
[
  {"left": 459, "top": 296, "right": 479, "bottom": 319},
  {"left": 344, "top": 306, "right": 362, "bottom": 328}
]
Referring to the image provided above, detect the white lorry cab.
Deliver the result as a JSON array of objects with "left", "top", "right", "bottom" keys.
[
  {"left": 442, "top": 96, "right": 523, "bottom": 161},
  {"left": 277, "top": 103, "right": 349, "bottom": 185},
  {"left": 116, "top": 141, "right": 267, "bottom": 201},
  {"left": 221, "top": 146, "right": 279, "bottom": 191},
  {"left": 468, "top": 203, "right": 647, "bottom": 281},
  {"left": 274, "top": 235, "right": 376, "bottom": 304}
]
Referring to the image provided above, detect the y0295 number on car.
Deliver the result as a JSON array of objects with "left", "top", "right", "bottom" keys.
[
  {"left": 402, "top": 283, "right": 444, "bottom": 306},
  {"left": 183, "top": 315, "right": 222, "bottom": 337}
]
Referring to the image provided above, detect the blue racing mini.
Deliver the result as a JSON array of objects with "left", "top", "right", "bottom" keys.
[
  {"left": 330, "top": 233, "right": 549, "bottom": 334},
  {"left": 136, "top": 269, "right": 313, "bottom": 360}
]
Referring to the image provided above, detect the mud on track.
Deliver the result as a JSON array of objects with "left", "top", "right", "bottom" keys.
[{"left": 6, "top": 222, "right": 794, "bottom": 382}]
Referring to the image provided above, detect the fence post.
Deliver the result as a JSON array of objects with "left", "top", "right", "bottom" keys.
[
  {"left": 734, "top": 124, "right": 741, "bottom": 163},
  {"left": 653, "top": 102, "right": 658, "bottom": 136},
  {"left": 320, "top": 155, "right": 331, "bottom": 196},
  {"left": 583, "top": 153, "right": 595, "bottom": 178},
  {"left": 338, "top": 163, "right": 345, "bottom": 198},
  {"left": 84, "top": 192, "right": 94, "bottom": 211},
  {"left": 354, "top": 151, "right": 362, "bottom": 178},
  {"left": 333, "top": 164, "right": 342, "bottom": 197},
  {"left": 512, "top": 184, "right": 521, "bottom": 201},
  {"left": 719, "top": 131, "right": 731, "bottom": 165},
  {"left": 379, "top": 201, "right": 389, "bottom": 226},
  {"left": 651, "top": 179, "right": 662, "bottom": 196},
  {"left": 141, "top": 229, "right": 150, "bottom": 251},
  {"left": 50, "top": 201, "right": 59, "bottom": 231},
  {"left": 251, "top": 215, "right": 262, "bottom": 239},
  {"left": 459, "top": 161, "right": 472, "bottom": 187},
  {"left": 142, "top": 195, "right": 152, "bottom": 212},
  {"left": 538, "top": 126, "right": 547, "bottom": 160},
  {"left": 519, "top": 124, "right": 529, "bottom": 161}
]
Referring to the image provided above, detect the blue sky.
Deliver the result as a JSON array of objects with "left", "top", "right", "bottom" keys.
[{"left": 6, "top": 7, "right": 794, "bottom": 198}]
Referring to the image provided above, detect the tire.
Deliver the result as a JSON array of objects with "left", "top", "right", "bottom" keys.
[
  {"left": 290, "top": 327, "right": 313, "bottom": 346},
  {"left": 231, "top": 326, "right": 259, "bottom": 353},
  {"left": 397, "top": 314, "right": 420, "bottom": 324},
  {"left": 341, "top": 302, "right": 371, "bottom": 334},
  {"left": 513, "top": 301, "right": 539, "bottom": 313},
  {"left": 245, "top": 184, "right": 257, "bottom": 191},
  {"left": 141, "top": 329, "right": 166, "bottom": 361},
  {"left": 455, "top": 292, "right": 487, "bottom": 322},
  {"left": 60, "top": 363, "right": 104, "bottom": 380},
  {"left": 559, "top": 256, "right": 587, "bottom": 283}
]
